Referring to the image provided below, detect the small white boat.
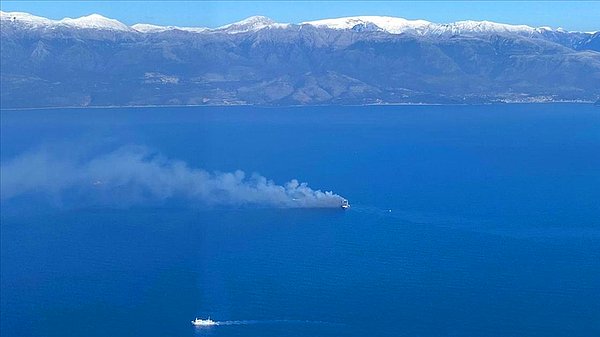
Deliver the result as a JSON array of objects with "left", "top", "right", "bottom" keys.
[
  {"left": 191, "top": 317, "right": 218, "bottom": 326},
  {"left": 341, "top": 199, "right": 350, "bottom": 209}
]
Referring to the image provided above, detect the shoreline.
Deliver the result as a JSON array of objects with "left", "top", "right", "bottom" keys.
[{"left": 0, "top": 101, "right": 596, "bottom": 112}]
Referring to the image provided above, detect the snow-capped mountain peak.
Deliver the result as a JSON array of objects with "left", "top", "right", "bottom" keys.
[
  {"left": 219, "top": 15, "right": 274, "bottom": 28},
  {"left": 0, "top": 11, "right": 132, "bottom": 32},
  {"left": 216, "top": 15, "right": 288, "bottom": 33},
  {"left": 59, "top": 13, "right": 131, "bottom": 31},
  {"left": 1, "top": 11, "right": 595, "bottom": 38},
  {"left": 131, "top": 23, "right": 207, "bottom": 33},
  {"left": 0, "top": 11, "right": 55, "bottom": 28},
  {"left": 302, "top": 16, "right": 547, "bottom": 36},
  {"left": 131, "top": 23, "right": 170, "bottom": 33},
  {"left": 302, "top": 16, "right": 435, "bottom": 34},
  {"left": 447, "top": 20, "right": 535, "bottom": 35}
]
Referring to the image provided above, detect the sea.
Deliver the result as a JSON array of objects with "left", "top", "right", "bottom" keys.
[{"left": 1, "top": 104, "right": 599, "bottom": 337}]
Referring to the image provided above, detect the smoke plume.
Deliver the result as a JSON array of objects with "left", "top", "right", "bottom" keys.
[{"left": 0, "top": 145, "right": 345, "bottom": 208}]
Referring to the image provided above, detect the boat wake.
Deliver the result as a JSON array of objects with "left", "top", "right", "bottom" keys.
[
  {"left": 194, "top": 319, "right": 333, "bottom": 327},
  {"left": 207, "top": 320, "right": 258, "bottom": 326}
]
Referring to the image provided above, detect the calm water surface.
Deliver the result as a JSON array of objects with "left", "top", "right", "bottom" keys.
[{"left": 1, "top": 104, "right": 599, "bottom": 337}]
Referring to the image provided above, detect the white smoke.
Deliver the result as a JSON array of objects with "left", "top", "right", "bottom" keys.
[{"left": 0, "top": 145, "right": 345, "bottom": 208}]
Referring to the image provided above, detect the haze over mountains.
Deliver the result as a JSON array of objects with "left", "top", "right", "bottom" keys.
[{"left": 1, "top": 11, "right": 599, "bottom": 108}]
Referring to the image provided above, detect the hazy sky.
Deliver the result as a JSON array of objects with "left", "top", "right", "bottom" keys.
[{"left": 1, "top": 1, "right": 599, "bottom": 32}]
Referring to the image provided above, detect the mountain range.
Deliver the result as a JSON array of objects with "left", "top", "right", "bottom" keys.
[{"left": 1, "top": 11, "right": 599, "bottom": 108}]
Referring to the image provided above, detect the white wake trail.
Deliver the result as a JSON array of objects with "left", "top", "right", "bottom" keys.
[{"left": 201, "top": 319, "right": 335, "bottom": 326}]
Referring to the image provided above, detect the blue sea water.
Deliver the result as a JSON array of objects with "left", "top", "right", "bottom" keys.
[{"left": 1, "top": 104, "right": 599, "bottom": 337}]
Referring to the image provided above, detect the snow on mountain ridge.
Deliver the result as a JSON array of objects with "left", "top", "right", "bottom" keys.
[
  {"left": 131, "top": 23, "right": 207, "bottom": 33},
  {"left": 217, "top": 15, "right": 274, "bottom": 29},
  {"left": 0, "top": 11, "right": 54, "bottom": 28},
  {"left": 448, "top": 20, "right": 536, "bottom": 34},
  {"left": 1, "top": 11, "right": 132, "bottom": 31},
  {"left": 60, "top": 14, "right": 131, "bottom": 31},
  {"left": 302, "top": 16, "right": 436, "bottom": 34},
  {"left": 0, "top": 12, "right": 286, "bottom": 34},
  {"left": 132, "top": 16, "right": 287, "bottom": 34},
  {"left": 302, "top": 16, "right": 544, "bottom": 36},
  {"left": 1, "top": 11, "right": 595, "bottom": 36},
  {"left": 216, "top": 15, "right": 289, "bottom": 33}
]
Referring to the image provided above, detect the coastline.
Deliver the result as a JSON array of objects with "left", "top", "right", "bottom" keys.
[{"left": 0, "top": 100, "right": 596, "bottom": 112}]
